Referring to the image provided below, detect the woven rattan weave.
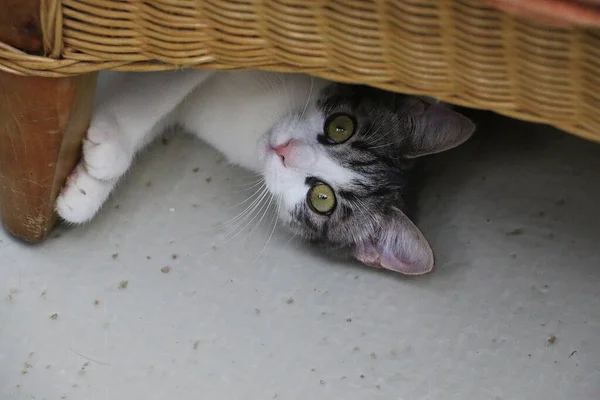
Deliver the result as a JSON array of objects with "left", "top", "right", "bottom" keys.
[{"left": 1, "top": 0, "right": 599, "bottom": 141}]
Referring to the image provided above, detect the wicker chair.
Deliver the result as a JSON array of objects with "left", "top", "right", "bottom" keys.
[{"left": 0, "top": 0, "right": 599, "bottom": 243}]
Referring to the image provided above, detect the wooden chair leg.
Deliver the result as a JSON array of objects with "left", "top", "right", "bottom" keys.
[{"left": 0, "top": 72, "right": 98, "bottom": 242}]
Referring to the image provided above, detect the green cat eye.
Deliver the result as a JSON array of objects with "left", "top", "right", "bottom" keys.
[
  {"left": 325, "top": 114, "right": 355, "bottom": 144},
  {"left": 307, "top": 183, "right": 336, "bottom": 215}
]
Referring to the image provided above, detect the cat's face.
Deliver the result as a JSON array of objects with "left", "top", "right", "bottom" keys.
[{"left": 258, "top": 84, "right": 475, "bottom": 275}]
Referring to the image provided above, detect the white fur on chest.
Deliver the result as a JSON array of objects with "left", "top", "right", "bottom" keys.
[{"left": 175, "top": 71, "right": 327, "bottom": 172}]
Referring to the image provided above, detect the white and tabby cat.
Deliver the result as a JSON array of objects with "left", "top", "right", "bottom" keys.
[{"left": 56, "top": 70, "right": 474, "bottom": 275}]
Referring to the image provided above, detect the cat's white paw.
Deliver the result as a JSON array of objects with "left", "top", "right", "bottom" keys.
[
  {"left": 83, "top": 119, "right": 132, "bottom": 181},
  {"left": 56, "top": 164, "right": 116, "bottom": 223}
]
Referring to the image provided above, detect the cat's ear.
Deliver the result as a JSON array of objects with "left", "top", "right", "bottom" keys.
[
  {"left": 354, "top": 207, "right": 434, "bottom": 275},
  {"left": 404, "top": 99, "right": 475, "bottom": 158}
]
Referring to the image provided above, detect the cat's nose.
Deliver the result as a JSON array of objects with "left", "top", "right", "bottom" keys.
[{"left": 271, "top": 140, "right": 293, "bottom": 164}]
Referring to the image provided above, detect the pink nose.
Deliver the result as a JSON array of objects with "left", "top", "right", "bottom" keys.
[{"left": 271, "top": 140, "right": 292, "bottom": 162}]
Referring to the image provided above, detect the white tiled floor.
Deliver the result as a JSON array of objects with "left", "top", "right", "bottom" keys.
[{"left": 1, "top": 92, "right": 599, "bottom": 399}]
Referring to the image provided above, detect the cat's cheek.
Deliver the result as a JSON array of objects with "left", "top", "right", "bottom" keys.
[{"left": 263, "top": 167, "right": 308, "bottom": 223}]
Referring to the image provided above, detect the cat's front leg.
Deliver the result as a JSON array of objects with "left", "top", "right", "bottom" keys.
[
  {"left": 55, "top": 164, "right": 116, "bottom": 223},
  {"left": 56, "top": 111, "right": 129, "bottom": 223},
  {"left": 84, "top": 69, "right": 214, "bottom": 181},
  {"left": 57, "top": 69, "right": 214, "bottom": 223},
  {"left": 55, "top": 109, "right": 131, "bottom": 223}
]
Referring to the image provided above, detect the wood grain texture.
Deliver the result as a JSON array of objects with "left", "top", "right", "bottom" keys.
[
  {"left": 0, "top": 0, "right": 97, "bottom": 242},
  {"left": 0, "top": 72, "right": 97, "bottom": 242},
  {"left": 0, "top": 0, "right": 43, "bottom": 52}
]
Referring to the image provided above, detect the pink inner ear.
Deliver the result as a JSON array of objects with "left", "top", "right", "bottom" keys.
[
  {"left": 379, "top": 248, "right": 434, "bottom": 275},
  {"left": 353, "top": 207, "right": 434, "bottom": 275},
  {"left": 355, "top": 242, "right": 434, "bottom": 276}
]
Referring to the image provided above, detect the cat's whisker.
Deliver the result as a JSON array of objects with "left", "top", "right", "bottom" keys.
[
  {"left": 222, "top": 183, "right": 270, "bottom": 232},
  {"left": 241, "top": 72, "right": 285, "bottom": 125},
  {"left": 220, "top": 185, "right": 269, "bottom": 233},
  {"left": 225, "top": 186, "right": 268, "bottom": 227},
  {"left": 261, "top": 73, "right": 286, "bottom": 119},
  {"left": 364, "top": 126, "right": 396, "bottom": 148},
  {"left": 253, "top": 194, "right": 281, "bottom": 264},
  {"left": 224, "top": 182, "right": 266, "bottom": 214},
  {"left": 367, "top": 131, "right": 407, "bottom": 150},
  {"left": 300, "top": 77, "right": 314, "bottom": 120},
  {"left": 251, "top": 71, "right": 270, "bottom": 94},
  {"left": 261, "top": 71, "right": 278, "bottom": 95},
  {"left": 353, "top": 197, "right": 373, "bottom": 220},
  {"left": 225, "top": 179, "right": 266, "bottom": 196},
  {"left": 224, "top": 190, "right": 272, "bottom": 243},
  {"left": 250, "top": 73, "right": 287, "bottom": 122},
  {"left": 241, "top": 192, "right": 274, "bottom": 244},
  {"left": 277, "top": 73, "right": 294, "bottom": 118},
  {"left": 170, "top": 182, "right": 267, "bottom": 242},
  {"left": 185, "top": 176, "right": 267, "bottom": 246},
  {"left": 368, "top": 141, "right": 399, "bottom": 150},
  {"left": 362, "top": 123, "right": 384, "bottom": 146},
  {"left": 185, "top": 185, "right": 268, "bottom": 249},
  {"left": 284, "top": 231, "right": 298, "bottom": 245},
  {"left": 361, "top": 121, "right": 377, "bottom": 141},
  {"left": 251, "top": 72, "right": 273, "bottom": 97},
  {"left": 231, "top": 175, "right": 264, "bottom": 188}
]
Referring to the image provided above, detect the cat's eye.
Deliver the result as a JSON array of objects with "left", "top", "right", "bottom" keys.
[
  {"left": 307, "top": 183, "right": 336, "bottom": 215},
  {"left": 325, "top": 114, "right": 355, "bottom": 144}
]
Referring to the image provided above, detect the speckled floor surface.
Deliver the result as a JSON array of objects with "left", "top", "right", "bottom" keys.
[{"left": 1, "top": 80, "right": 599, "bottom": 399}]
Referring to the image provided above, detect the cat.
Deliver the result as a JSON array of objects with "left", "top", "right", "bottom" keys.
[{"left": 56, "top": 69, "right": 475, "bottom": 275}]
